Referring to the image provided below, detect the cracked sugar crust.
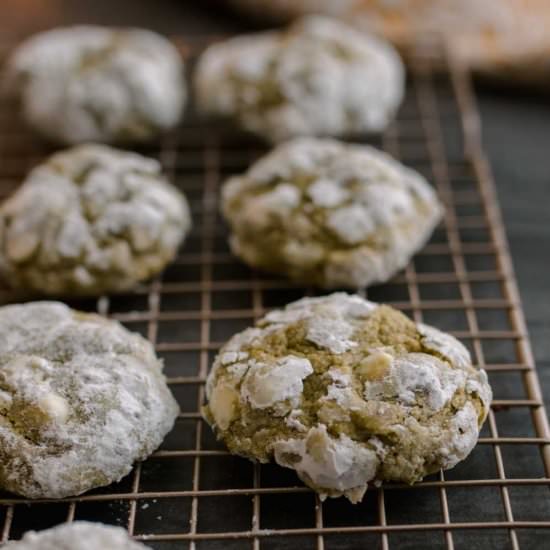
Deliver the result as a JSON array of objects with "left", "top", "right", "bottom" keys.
[
  {"left": 221, "top": 137, "right": 443, "bottom": 289},
  {"left": 4, "top": 26, "right": 186, "bottom": 144},
  {"left": 0, "top": 144, "right": 191, "bottom": 296},
  {"left": 194, "top": 15, "right": 404, "bottom": 142},
  {"left": 203, "top": 293, "right": 492, "bottom": 503},
  {"left": 0, "top": 302, "right": 179, "bottom": 499},
  {"left": 3, "top": 521, "right": 150, "bottom": 549}
]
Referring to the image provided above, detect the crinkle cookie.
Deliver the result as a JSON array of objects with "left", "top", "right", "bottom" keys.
[
  {"left": 194, "top": 16, "right": 403, "bottom": 142},
  {"left": 0, "top": 144, "right": 191, "bottom": 296},
  {"left": 0, "top": 301, "right": 179, "bottom": 499},
  {"left": 4, "top": 26, "right": 185, "bottom": 144},
  {"left": 3, "top": 521, "right": 150, "bottom": 550},
  {"left": 221, "top": 138, "right": 442, "bottom": 288},
  {"left": 226, "top": 0, "right": 550, "bottom": 86},
  {"left": 204, "top": 293, "right": 492, "bottom": 503}
]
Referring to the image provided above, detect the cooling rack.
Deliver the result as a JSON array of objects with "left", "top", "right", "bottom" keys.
[{"left": 0, "top": 37, "right": 549, "bottom": 550}]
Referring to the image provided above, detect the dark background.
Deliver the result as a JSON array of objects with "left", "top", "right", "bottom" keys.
[{"left": 1, "top": 0, "right": 548, "bottom": 405}]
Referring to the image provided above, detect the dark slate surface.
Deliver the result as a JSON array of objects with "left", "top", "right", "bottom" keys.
[{"left": 476, "top": 88, "right": 550, "bottom": 407}]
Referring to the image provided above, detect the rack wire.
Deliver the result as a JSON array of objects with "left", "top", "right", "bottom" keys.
[{"left": 0, "top": 37, "right": 549, "bottom": 550}]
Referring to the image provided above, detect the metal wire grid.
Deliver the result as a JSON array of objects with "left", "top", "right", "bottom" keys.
[{"left": 0, "top": 39, "right": 549, "bottom": 550}]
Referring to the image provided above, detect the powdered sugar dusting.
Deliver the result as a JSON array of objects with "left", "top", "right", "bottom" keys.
[
  {"left": 364, "top": 353, "right": 467, "bottom": 410},
  {"left": 195, "top": 15, "right": 404, "bottom": 142},
  {"left": 326, "top": 204, "right": 376, "bottom": 245},
  {"left": 418, "top": 323, "right": 472, "bottom": 368},
  {"left": 285, "top": 409, "right": 308, "bottom": 432},
  {"left": 306, "top": 314, "right": 357, "bottom": 354},
  {"left": 322, "top": 368, "right": 362, "bottom": 412},
  {"left": 222, "top": 137, "right": 443, "bottom": 289},
  {"left": 0, "top": 301, "right": 179, "bottom": 499},
  {"left": 262, "top": 293, "right": 377, "bottom": 353},
  {"left": 0, "top": 144, "right": 191, "bottom": 296},
  {"left": 3, "top": 521, "right": 150, "bottom": 549},
  {"left": 307, "top": 178, "right": 349, "bottom": 207},
  {"left": 241, "top": 356, "right": 313, "bottom": 412},
  {"left": 440, "top": 402, "right": 481, "bottom": 469},
  {"left": 273, "top": 424, "right": 379, "bottom": 502},
  {"left": 5, "top": 26, "right": 185, "bottom": 145}
]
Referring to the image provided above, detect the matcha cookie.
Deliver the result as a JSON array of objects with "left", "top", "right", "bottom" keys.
[
  {"left": 221, "top": 138, "right": 442, "bottom": 288},
  {"left": 4, "top": 26, "right": 185, "bottom": 144},
  {"left": 194, "top": 16, "right": 403, "bottom": 142},
  {"left": 4, "top": 521, "right": 150, "bottom": 549},
  {"left": 0, "top": 144, "right": 191, "bottom": 296},
  {"left": 0, "top": 301, "right": 179, "bottom": 499},
  {"left": 204, "top": 293, "right": 492, "bottom": 503}
]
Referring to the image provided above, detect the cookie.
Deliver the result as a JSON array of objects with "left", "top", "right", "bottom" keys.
[
  {"left": 3, "top": 521, "right": 149, "bottom": 549},
  {"left": 0, "top": 144, "right": 191, "bottom": 296},
  {"left": 194, "top": 16, "right": 404, "bottom": 142},
  {"left": 226, "top": 0, "right": 550, "bottom": 85},
  {"left": 221, "top": 138, "right": 442, "bottom": 288},
  {"left": 4, "top": 26, "right": 185, "bottom": 144},
  {"left": 203, "top": 293, "right": 492, "bottom": 503},
  {"left": 0, "top": 301, "right": 179, "bottom": 499}
]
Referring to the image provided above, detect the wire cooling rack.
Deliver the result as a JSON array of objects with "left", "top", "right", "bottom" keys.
[{"left": 0, "top": 37, "right": 549, "bottom": 550}]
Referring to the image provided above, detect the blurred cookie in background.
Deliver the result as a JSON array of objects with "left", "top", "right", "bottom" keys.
[
  {"left": 4, "top": 26, "right": 186, "bottom": 144},
  {"left": 195, "top": 16, "right": 404, "bottom": 142},
  {"left": 225, "top": 0, "right": 550, "bottom": 86}
]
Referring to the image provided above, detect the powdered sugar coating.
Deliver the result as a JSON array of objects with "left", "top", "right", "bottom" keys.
[
  {"left": 195, "top": 16, "right": 404, "bottom": 142},
  {"left": 3, "top": 521, "right": 150, "bottom": 550},
  {"left": 273, "top": 424, "right": 379, "bottom": 503},
  {"left": 241, "top": 356, "right": 313, "bottom": 412},
  {"left": 0, "top": 302, "right": 179, "bottom": 499},
  {"left": 4, "top": 26, "right": 185, "bottom": 145},
  {"left": 263, "top": 293, "right": 377, "bottom": 327},
  {"left": 204, "top": 293, "right": 492, "bottom": 502},
  {"left": 0, "top": 144, "right": 191, "bottom": 296},
  {"left": 418, "top": 323, "right": 472, "bottom": 369},
  {"left": 222, "top": 137, "right": 442, "bottom": 288},
  {"left": 363, "top": 353, "right": 467, "bottom": 410}
]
